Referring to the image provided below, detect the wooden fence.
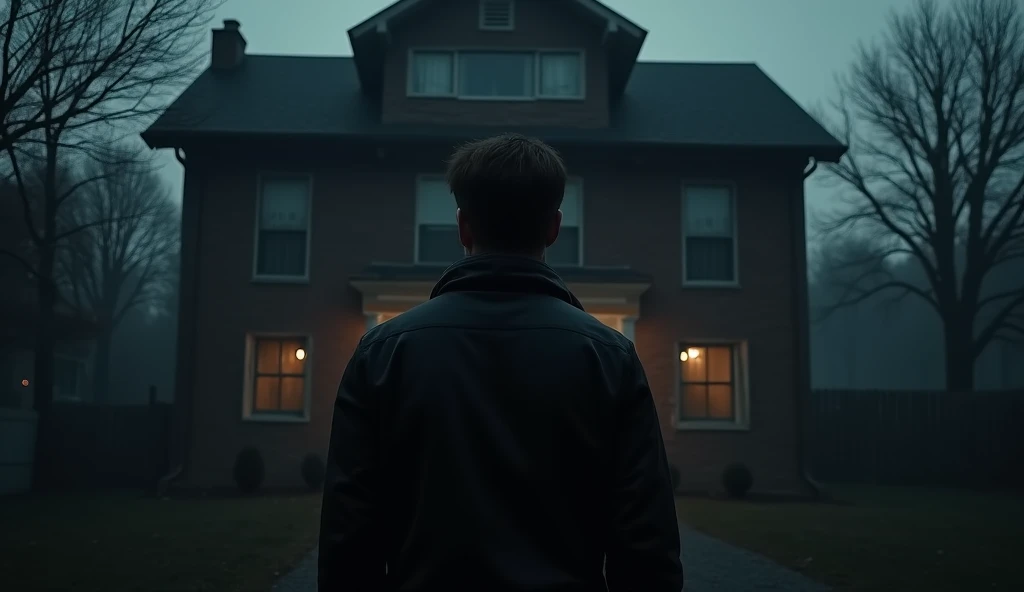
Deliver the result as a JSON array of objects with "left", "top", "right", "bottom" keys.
[
  {"left": 40, "top": 400, "right": 172, "bottom": 491},
  {"left": 807, "top": 389, "right": 1024, "bottom": 488},
  {"left": 0, "top": 408, "right": 37, "bottom": 495}
]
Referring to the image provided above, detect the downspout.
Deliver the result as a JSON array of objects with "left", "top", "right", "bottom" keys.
[
  {"left": 793, "top": 157, "right": 826, "bottom": 499},
  {"left": 158, "top": 147, "right": 197, "bottom": 496}
]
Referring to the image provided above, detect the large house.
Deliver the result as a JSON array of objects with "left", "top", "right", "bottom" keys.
[{"left": 143, "top": 0, "right": 845, "bottom": 495}]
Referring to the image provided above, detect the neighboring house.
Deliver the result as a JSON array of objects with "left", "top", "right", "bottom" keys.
[
  {"left": 143, "top": 0, "right": 845, "bottom": 494},
  {"left": 0, "top": 185, "right": 96, "bottom": 410}
]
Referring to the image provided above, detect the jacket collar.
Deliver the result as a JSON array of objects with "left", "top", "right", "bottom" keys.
[{"left": 429, "top": 254, "right": 585, "bottom": 311}]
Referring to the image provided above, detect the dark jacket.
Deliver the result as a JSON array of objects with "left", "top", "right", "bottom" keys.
[{"left": 319, "top": 255, "right": 682, "bottom": 592}]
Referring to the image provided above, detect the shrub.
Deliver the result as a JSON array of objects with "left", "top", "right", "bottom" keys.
[
  {"left": 722, "top": 462, "right": 753, "bottom": 498},
  {"left": 233, "top": 447, "right": 264, "bottom": 494},
  {"left": 668, "top": 465, "right": 682, "bottom": 492},
  {"left": 301, "top": 453, "right": 325, "bottom": 490}
]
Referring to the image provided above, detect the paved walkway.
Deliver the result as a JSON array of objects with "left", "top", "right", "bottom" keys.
[{"left": 275, "top": 526, "right": 829, "bottom": 591}]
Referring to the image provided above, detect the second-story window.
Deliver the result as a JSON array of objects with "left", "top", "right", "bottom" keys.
[
  {"left": 415, "top": 176, "right": 463, "bottom": 264},
  {"left": 409, "top": 51, "right": 583, "bottom": 100},
  {"left": 546, "top": 178, "right": 582, "bottom": 266},
  {"left": 255, "top": 175, "right": 310, "bottom": 279},
  {"left": 682, "top": 185, "right": 736, "bottom": 284},
  {"left": 460, "top": 51, "right": 534, "bottom": 98}
]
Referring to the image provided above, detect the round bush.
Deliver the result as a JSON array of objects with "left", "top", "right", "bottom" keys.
[
  {"left": 722, "top": 462, "right": 753, "bottom": 499},
  {"left": 301, "top": 453, "right": 325, "bottom": 490},
  {"left": 668, "top": 465, "right": 682, "bottom": 492},
  {"left": 233, "top": 447, "right": 264, "bottom": 494}
]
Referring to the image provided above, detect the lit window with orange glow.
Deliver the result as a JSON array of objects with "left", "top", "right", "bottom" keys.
[
  {"left": 679, "top": 344, "right": 735, "bottom": 421},
  {"left": 250, "top": 337, "right": 308, "bottom": 416}
]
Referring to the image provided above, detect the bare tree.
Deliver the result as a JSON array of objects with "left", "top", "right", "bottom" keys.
[
  {"left": 820, "top": 0, "right": 1024, "bottom": 391},
  {"left": 56, "top": 144, "right": 179, "bottom": 402},
  {"left": 0, "top": 0, "right": 216, "bottom": 490}
]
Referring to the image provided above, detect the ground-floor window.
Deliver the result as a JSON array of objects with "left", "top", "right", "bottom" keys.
[
  {"left": 243, "top": 335, "right": 310, "bottom": 420},
  {"left": 677, "top": 342, "right": 749, "bottom": 429},
  {"left": 53, "top": 356, "right": 82, "bottom": 401}
]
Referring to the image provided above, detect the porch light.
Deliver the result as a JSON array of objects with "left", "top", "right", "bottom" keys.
[
  {"left": 679, "top": 351, "right": 688, "bottom": 362},
  {"left": 295, "top": 348, "right": 306, "bottom": 361},
  {"left": 687, "top": 347, "right": 700, "bottom": 359},
  {"left": 21, "top": 379, "right": 29, "bottom": 387}
]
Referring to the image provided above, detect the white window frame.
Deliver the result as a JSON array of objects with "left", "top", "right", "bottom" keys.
[
  {"left": 413, "top": 174, "right": 460, "bottom": 264},
  {"left": 548, "top": 176, "right": 584, "bottom": 266},
  {"left": 252, "top": 173, "right": 313, "bottom": 283},
  {"left": 407, "top": 48, "right": 585, "bottom": 101},
  {"left": 241, "top": 333, "right": 313, "bottom": 423},
  {"left": 478, "top": 0, "right": 515, "bottom": 31},
  {"left": 681, "top": 182, "right": 739, "bottom": 287},
  {"left": 675, "top": 340, "right": 750, "bottom": 431}
]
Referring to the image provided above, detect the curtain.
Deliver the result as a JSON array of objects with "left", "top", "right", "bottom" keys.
[
  {"left": 412, "top": 52, "right": 453, "bottom": 95},
  {"left": 540, "top": 53, "right": 582, "bottom": 97},
  {"left": 459, "top": 52, "right": 533, "bottom": 97},
  {"left": 684, "top": 186, "right": 734, "bottom": 281},
  {"left": 258, "top": 178, "right": 309, "bottom": 276}
]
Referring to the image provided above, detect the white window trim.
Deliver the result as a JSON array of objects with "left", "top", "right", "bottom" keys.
[
  {"left": 681, "top": 181, "right": 740, "bottom": 287},
  {"left": 241, "top": 333, "right": 313, "bottom": 423},
  {"left": 406, "top": 48, "right": 586, "bottom": 101},
  {"left": 413, "top": 173, "right": 459, "bottom": 264},
  {"left": 478, "top": 0, "right": 515, "bottom": 31},
  {"left": 252, "top": 173, "right": 313, "bottom": 284},
  {"left": 674, "top": 340, "right": 750, "bottom": 431}
]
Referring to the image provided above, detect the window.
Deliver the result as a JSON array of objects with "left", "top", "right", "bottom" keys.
[
  {"left": 246, "top": 336, "right": 309, "bottom": 419},
  {"left": 539, "top": 52, "right": 583, "bottom": 98},
  {"left": 460, "top": 51, "right": 534, "bottom": 98},
  {"left": 255, "top": 176, "right": 310, "bottom": 279},
  {"left": 408, "top": 50, "right": 584, "bottom": 100},
  {"left": 415, "top": 176, "right": 463, "bottom": 263},
  {"left": 683, "top": 185, "right": 736, "bottom": 284},
  {"left": 546, "top": 178, "right": 582, "bottom": 266},
  {"left": 678, "top": 343, "right": 748, "bottom": 428},
  {"left": 409, "top": 52, "right": 454, "bottom": 96},
  {"left": 53, "top": 356, "right": 81, "bottom": 400},
  {"left": 479, "top": 0, "right": 514, "bottom": 30}
]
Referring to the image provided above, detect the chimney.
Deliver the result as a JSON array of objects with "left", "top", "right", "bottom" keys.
[{"left": 211, "top": 19, "right": 246, "bottom": 70}]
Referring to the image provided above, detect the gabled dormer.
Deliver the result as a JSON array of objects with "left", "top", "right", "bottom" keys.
[{"left": 347, "top": 0, "right": 646, "bottom": 128}]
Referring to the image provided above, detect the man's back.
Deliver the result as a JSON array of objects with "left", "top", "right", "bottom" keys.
[{"left": 319, "top": 255, "right": 682, "bottom": 591}]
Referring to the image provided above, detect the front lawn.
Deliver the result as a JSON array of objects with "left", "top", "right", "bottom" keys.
[
  {"left": 677, "top": 486, "right": 1024, "bottom": 592},
  {"left": 0, "top": 491, "right": 322, "bottom": 592}
]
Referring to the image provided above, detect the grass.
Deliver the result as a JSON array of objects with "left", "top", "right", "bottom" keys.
[
  {"left": 0, "top": 491, "right": 322, "bottom": 592},
  {"left": 677, "top": 486, "right": 1024, "bottom": 592}
]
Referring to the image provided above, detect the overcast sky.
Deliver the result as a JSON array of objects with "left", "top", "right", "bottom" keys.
[{"left": 154, "top": 0, "right": 922, "bottom": 232}]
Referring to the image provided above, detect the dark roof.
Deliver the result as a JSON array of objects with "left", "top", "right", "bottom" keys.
[
  {"left": 353, "top": 262, "right": 652, "bottom": 284},
  {"left": 143, "top": 55, "right": 844, "bottom": 161}
]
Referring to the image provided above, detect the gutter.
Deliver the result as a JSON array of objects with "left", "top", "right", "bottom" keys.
[
  {"left": 157, "top": 147, "right": 199, "bottom": 495},
  {"left": 793, "top": 157, "right": 826, "bottom": 499}
]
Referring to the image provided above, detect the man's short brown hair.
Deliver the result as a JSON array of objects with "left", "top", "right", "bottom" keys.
[{"left": 446, "top": 133, "right": 567, "bottom": 253}]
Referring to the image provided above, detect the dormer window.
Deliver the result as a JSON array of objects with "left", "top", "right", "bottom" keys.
[{"left": 479, "top": 0, "right": 514, "bottom": 31}]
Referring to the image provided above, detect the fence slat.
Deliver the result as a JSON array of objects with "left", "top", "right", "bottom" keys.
[
  {"left": 808, "top": 389, "right": 1024, "bottom": 488},
  {"left": 43, "top": 402, "right": 172, "bottom": 491}
]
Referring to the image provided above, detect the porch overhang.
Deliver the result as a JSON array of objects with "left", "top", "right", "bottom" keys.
[{"left": 350, "top": 263, "right": 651, "bottom": 318}]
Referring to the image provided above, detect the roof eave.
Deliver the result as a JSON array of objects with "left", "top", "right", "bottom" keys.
[{"left": 136, "top": 128, "right": 852, "bottom": 158}]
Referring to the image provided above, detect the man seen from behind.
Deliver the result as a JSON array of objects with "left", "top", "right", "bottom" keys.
[{"left": 319, "top": 133, "right": 683, "bottom": 591}]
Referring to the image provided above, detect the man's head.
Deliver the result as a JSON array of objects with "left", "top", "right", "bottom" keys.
[{"left": 446, "top": 133, "right": 567, "bottom": 258}]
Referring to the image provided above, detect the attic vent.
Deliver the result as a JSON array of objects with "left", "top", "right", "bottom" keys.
[{"left": 479, "top": 0, "right": 514, "bottom": 31}]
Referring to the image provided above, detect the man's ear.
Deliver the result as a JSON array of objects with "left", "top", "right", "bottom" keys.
[
  {"left": 544, "top": 209, "right": 562, "bottom": 248},
  {"left": 457, "top": 208, "right": 473, "bottom": 250}
]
